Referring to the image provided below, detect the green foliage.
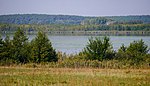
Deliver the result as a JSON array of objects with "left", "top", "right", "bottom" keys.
[
  {"left": 11, "top": 29, "right": 30, "bottom": 63},
  {"left": 119, "top": 44, "right": 127, "bottom": 52},
  {"left": 0, "top": 29, "right": 58, "bottom": 64},
  {"left": 81, "top": 17, "right": 111, "bottom": 25},
  {"left": 31, "top": 31, "right": 58, "bottom": 63},
  {"left": 0, "top": 14, "right": 85, "bottom": 25},
  {"left": 127, "top": 39, "right": 149, "bottom": 54},
  {"left": 0, "top": 29, "right": 31, "bottom": 64},
  {"left": 0, "top": 23, "right": 150, "bottom": 36},
  {"left": 83, "top": 36, "right": 114, "bottom": 61},
  {"left": 0, "top": 35, "right": 4, "bottom": 60},
  {"left": 0, "top": 35, "right": 12, "bottom": 61},
  {"left": 126, "top": 40, "right": 149, "bottom": 64},
  {"left": 0, "top": 14, "right": 150, "bottom": 25},
  {"left": 0, "top": 35, "right": 16, "bottom": 65},
  {"left": 0, "top": 28, "right": 150, "bottom": 68},
  {"left": 0, "top": 15, "right": 150, "bottom": 35},
  {"left": 116, "top": 39, "right": 150, "bottom": 65},
  {"left": 108, "top": 15, "right": 150, "bottom": 24}
]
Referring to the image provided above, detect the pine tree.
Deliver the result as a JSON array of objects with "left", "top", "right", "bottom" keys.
[
  {"left": 127, "top": 39, "right": 149, "bottom": 54},
  {"left": 83, "top": 36, "right": 113, "bottom": 61},
  {"left": 31, "top": 31, "right": 57, "bottom": 63},
  {"left": 0, "top": 35, "right": 12, "bottom": 61},
  {"left": 12, "top": 28, "right": 30, "bottom": 63},
  {"left": 0, "top": 35, "right": 4, "bottom": 61}
]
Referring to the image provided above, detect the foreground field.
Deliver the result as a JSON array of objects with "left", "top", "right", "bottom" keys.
[{"left": 0, "top": 67, "right": 150, "bottom": 86}]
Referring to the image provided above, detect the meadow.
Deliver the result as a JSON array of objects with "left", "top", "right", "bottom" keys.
[{"left": 0, "top": 66, "right": 150, "bottom": 86}]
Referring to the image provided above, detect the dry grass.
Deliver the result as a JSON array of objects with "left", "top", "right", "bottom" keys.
[{"left": 0, "top": 66, "right": 150, "bottom": 86}]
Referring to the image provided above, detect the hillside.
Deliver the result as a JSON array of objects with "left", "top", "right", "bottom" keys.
[
  {"left": 0, "top": 14, "right": 150, "bottom": 36},
  {"left": 0, "top": 14, "right": 150, "bottom": 25},
  {"left": 0, "top": 14, "right": 85, "bottom": 25}
]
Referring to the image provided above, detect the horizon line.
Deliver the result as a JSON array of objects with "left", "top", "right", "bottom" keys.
[{"left": 0, "top": 13, "right": 150, "bottom": 17}]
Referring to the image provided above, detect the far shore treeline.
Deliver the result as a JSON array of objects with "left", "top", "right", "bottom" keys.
[
  {"left": 0, "top": 14, "right": 150, "bottom": 36},
  {"left": 0, "top": 29, "right": 150, "bottom": 68}
]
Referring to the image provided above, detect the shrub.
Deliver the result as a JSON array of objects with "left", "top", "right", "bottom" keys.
[
  {"left": 116, "top": 39, "right": 150, "bottom": 65},
  {"left": 83, "top": 36, "right": 115, "bottom": 61}
]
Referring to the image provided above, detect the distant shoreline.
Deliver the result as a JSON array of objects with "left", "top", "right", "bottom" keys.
[{"left": 1, "top": 30, "right": 150, "bottom": 36}]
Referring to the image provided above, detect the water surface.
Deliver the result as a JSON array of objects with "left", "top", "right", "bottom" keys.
[
  {"left": 2, "top": 35, "right": 150, "bottom": 54},
  {"left": 29, "top": 35, "right": 150, "bottom": 54}
]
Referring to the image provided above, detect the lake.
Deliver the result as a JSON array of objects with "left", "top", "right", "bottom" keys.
[
  {"left": 2, "top": 35, "right": 150, "bottom": 54},
  {"left": 29, "top": 35, "right": 150, "bottom": 54}
]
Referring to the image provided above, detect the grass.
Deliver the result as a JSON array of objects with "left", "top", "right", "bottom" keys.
[{"left": 0, "top": 66, "right": 150, "bottom": 86}]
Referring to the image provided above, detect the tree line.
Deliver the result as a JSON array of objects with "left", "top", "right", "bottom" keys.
[
  {"left": 82, "top": 36, "right": 150, "bottom": 65},
  {"left": 0, "top": 29, "right": 150, "bottom": 68},
  {"left": 0, "top": 29, "right": 57, "bottom": 64},
  {"left": 0, "top": 23, "right": 150, "bottom": 33},
  {"left": 0, "top": 14, "right": 150, "bottom": 34},
  {"left": 0, "top": 14, "right": 150, "bottom": 25}
]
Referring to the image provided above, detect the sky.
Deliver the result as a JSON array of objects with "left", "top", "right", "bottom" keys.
[{"left": 0, "top": 0, "right": 150, "bottom": 16}]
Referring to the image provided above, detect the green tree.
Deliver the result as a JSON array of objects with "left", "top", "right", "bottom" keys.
[
  {"left": 0, "top": 35, "right": 4, "bottom": 60},
  {"left": 31, "top": 31, "right": 57, "bottom": 63},
  {"left": 83, "top": 36, "right": 114, "bottom": 61},
  {"left": 126, "top": 39, "right": 149, "bottom": 63},
  {"left": 116, "top": 39, "right": 150, "bottom": 65},
  {"left": 0, "top": 35, "right": 13, "bottom": 61},
  {"left": 12, "top": 29, "right": 30, "bottom": 63},
  {"left": 119, "top": 44, "right": 127, "bottom": 52},
  {"left": 116, "top": 44, "right": 127, "bottom": 60},
  {"left": 127, "top": 39, "right": 149, "bottom": 54}
]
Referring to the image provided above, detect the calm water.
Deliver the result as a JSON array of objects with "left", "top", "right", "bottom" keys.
[
  {"left": 29, "top": 35, "right": 150, "bottom": 54},
  {"left": 2, "top": 35, "right": 150, "bottom": 54}
]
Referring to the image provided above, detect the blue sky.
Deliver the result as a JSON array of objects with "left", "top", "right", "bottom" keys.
[{"left": 0, "top": 0, "right": 150, "bottom": 16}]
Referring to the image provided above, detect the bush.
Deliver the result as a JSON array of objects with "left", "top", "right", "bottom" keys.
[
  {"left": 116, "top": 39, "right": 150, "bottom": 65},
  {"left": 83, "top": 36, "right": 115, "bottom": 61}
]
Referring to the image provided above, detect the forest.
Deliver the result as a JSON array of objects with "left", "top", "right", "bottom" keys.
[
  {"left": 0, "top": 14, "right": 150, "bottom": 36},
  {"left": 0, "top": 14, "right": 150, "bottom": 25}
]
